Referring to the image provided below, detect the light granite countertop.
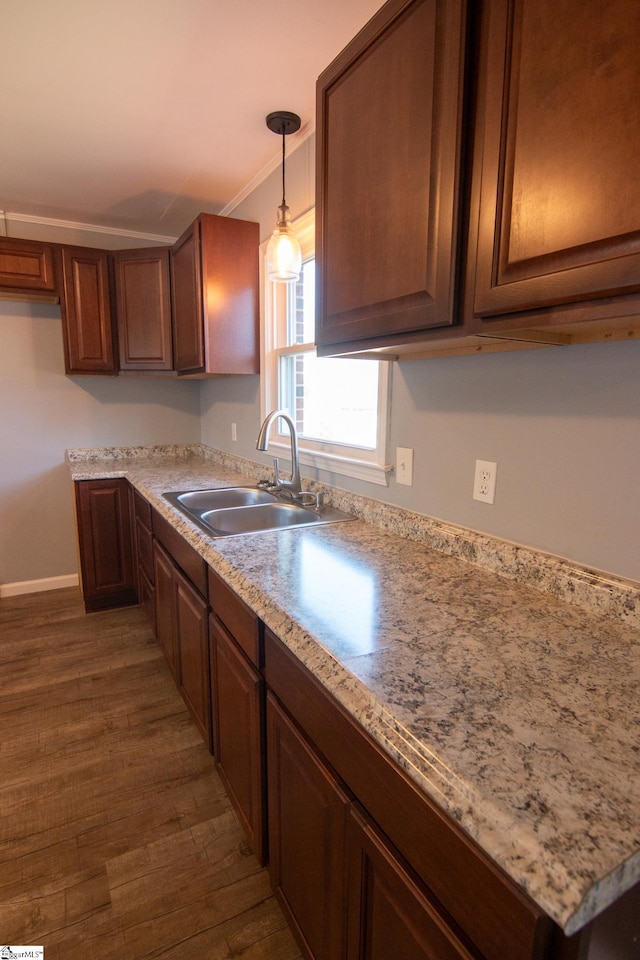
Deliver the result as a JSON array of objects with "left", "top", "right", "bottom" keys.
[{"left": 67, "top": 445, "right": 640, "bottom": 937}]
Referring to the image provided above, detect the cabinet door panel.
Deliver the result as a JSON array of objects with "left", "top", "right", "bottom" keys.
[
  {"left": 347, "top": 807, "right": 480, "bottom": 960},
  {"left": 176, "top": 571, "right": 211, "bottom": 749},
  {"left": 75, "top": 479, "right": 136, "bottom": 612},
  {"left": 138, "top": 566, "right": 155, "bottom": 630},
  {"left": 0, "top": 237, "right": 57, "bottom": 296},
  {"left": 60, "top": 246, "right": 116, "bottom": 373},
  {"left": 153, "top": 541, "right": 178, "bottom": 678},
  {"left": 114, "top": 247, "right": 172, "bottom": 371},
  {"left": 267, "top": 691, "right": 349, "bottom": 960},
  {"left": 316, "top": 0, "right": 467, "bottom": 348},
  {"left": 135, "top": 515, "right": 154, "bottom": 585},
  {"left": 171, "top": 221, "right": 204, "bottom": 374},
  {"left": 264, "top": 629, "right": 550, "bottom": 960},
  {"left": 470, "top": 0, "right": 640, "bottom": 321},
  {"left": 211, "top": 617, "right": 265, "bottom": 862},
  {"left": 170, "top": 213, "right": 259, "bottom": 376}
]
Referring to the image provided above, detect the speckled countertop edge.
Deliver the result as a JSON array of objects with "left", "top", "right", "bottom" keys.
[
  {"left": 67, "top": 443, "right": 640, "bottom": 630},
  {"left": 66, "top": 444, "right": 640, "bottom": 934}
]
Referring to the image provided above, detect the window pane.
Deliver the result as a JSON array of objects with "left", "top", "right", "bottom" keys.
[
  {"left": 280, "top": 352, "right": 379, "bottom": 449},
  {"left": 287, "top": 259, "right": 315, "bottom": 346}
]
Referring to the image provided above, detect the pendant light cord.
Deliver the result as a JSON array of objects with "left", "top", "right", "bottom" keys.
[{"left": 281, "top": 131, "right": 286, "bottom": 209}]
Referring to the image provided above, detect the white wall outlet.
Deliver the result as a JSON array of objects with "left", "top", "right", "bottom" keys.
[
  {"left": 473, "top": 459, "right": 497, "bottom": 504},
  {"left": 396, "top": 447, "right": 414, "bottom": 486},
  {"left": 231, "top": 422, "right": 237, "bottom": 442}
]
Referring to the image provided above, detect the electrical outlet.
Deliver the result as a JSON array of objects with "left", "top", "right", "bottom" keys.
[
  {"left": 473, "top": 459, "right": 497, "bottom": 504},
  {"left": 396, "top": 447, "right": 414, "bottom": 486},
  {"left": 231, "top": 422, "right": 237, "bottom": 442}
]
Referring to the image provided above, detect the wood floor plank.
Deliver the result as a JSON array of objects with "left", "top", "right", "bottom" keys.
[{"left": 0, "top": 588, "right": 302, "bottom": 959}]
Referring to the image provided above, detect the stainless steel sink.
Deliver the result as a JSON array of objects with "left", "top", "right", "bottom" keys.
[
  {"left": 163, "top": 486, "right": 355, "bottom": 538},
  {"left": 169, "top": 487, "right": 277, "bottom": 512}
]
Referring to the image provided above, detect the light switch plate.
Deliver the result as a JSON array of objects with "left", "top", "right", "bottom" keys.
[{"left": 396, "top": 447, "right": 414, "bottom": 486}]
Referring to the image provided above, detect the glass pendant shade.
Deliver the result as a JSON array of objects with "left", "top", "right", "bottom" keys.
[
  {"left": 266, "top": 204, "right": 302, "bottom": 282},
  {"left": 265, "top": 111, "right": 302, "bottom": 283}
]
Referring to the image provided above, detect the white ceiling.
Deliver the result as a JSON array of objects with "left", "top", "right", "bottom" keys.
[{"left": 0, "top": 0, "right": 383, "bottom": 239}]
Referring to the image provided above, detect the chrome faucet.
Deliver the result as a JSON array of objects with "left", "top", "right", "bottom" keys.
[{"left": 256, "top": 410, "right": 302, "bottom": 496}]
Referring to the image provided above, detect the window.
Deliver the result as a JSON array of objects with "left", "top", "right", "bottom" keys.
[{"left": 261, "top": 209, "right": 391, "bottom": 485}]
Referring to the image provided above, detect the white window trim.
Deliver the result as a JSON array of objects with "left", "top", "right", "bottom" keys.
[{"left": 260, "top": 209, "right": 392, "bottom": 486}]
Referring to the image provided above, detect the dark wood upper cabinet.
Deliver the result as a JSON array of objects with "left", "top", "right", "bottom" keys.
[
  {"left": 170, "top": 212, "right": 260, "bottom": 376},
  {"left": 315, "top": 0, "right": 468, "bottom": 356},
  {"left": 465, "top": 0, "right": 640, "bottom": 338},
  {"left": 113, "top": 247, "right": 172, "bottom": 371},
  {"left": 59, "top": 245, "right": 117, "bottom": 374},
  {"left": 316, "top": 0, "right": 640, "bottom": 357},
  {"left": 0, "top": 236, "right": 58, "bottom": 300}
]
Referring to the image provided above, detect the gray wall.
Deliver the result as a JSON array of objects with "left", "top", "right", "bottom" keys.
[
  {"left": 0, "top": 296, "right": 200, "bottom": 587},
  {"left": 2, "top": 135, "right": 639, "bottom": 589},
  {"left": 202, "top": 134, "right": 640, "bottom": 583}
]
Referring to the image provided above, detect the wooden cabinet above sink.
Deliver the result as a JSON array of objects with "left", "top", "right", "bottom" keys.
[{"left": 316, "top": 0, "right": 640, "bottom": 360}]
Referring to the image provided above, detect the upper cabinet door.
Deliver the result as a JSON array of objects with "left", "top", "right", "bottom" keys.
[
  {"left": 316, "top": 0, "right": 468, "bottom": 353},
  {"left": 468, "top": 0, "right": 640, "bottom": 324},
  {"left": 0, "top": 237, "right": 57, "bottom": 299},
  {"left": 113, "top": 247, "right": 172, "bottom": 371},
  {"left": 170, "top": 213, "right": 260, "bottom": 376},
  {"left": 60, "top": 246, "right": 117, "bottom": 374},
  {"left": 171, "top": 219, "right": 205, "bottom": 374}
]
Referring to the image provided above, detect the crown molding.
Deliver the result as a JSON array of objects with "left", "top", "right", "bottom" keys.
[
  {"left": 2, "top": 210, "right": 177, "bottom": 244},
  {"left": 219, "top": 119, "right": 316, "bottom": 217}
]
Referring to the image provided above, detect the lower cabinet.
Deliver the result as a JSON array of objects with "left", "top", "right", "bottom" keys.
[
  {"left": 133, "top": 489, "right": 155, "bottom": 629},
  {"left": 208, "top": 566, "right": 267, "bottom": 863},
  {"left": 175, "top": 570, "right": 210, "bottom": 746},
  {"left": 347, "top": 805, "right": 480, "bottom": 960},
  {"left": 266, "top": 689, "right": 479, "bottom": 960},
  {"left": 266, "top": 690, "right": 349, "bottom": 960},
  {"left": 74, "top": 489, "right": 594, "bottom": 958},
  {"left": 153, "top": 540, "right": 178, "bottom": 677},
  {"left": 263, "top": 628, "right": 564, "bottom": 960},
  {"left": 74, "top": 479, "right": 137, "bottom": 613},
  {"left": 210, "top": 616, "right": 266, "bottom": 862},
  {"left": 151, "top": 513, "right": 211, "bottom": 752}
]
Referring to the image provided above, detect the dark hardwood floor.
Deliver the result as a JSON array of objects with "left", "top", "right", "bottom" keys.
[{"left": 0, "top": 587, "right": 302, "bottom": 959}]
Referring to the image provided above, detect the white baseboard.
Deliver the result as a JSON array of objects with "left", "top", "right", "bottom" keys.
[{"left": 0, "top": 574, "right": 80, "bottom": 598}]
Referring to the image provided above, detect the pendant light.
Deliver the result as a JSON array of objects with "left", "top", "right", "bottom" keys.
[{"left": 265, "top": 110, "right": 302, "bottom": 283}]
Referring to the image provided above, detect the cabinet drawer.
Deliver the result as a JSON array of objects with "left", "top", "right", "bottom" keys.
[
  {"left": 208, "top": 567, "right": 261, "bottom": 667},
  {"left": 152, "top": 508, "right": 207, "bottom": 597},
  {"left": 264, "top": 629, "right": 551, "bottom": 960},
  {"left": 133, "top": 489, "right": 152, "bottom": 530}
]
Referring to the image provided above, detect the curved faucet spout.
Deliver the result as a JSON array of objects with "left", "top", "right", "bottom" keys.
[{"left": 256, "top": 410, "right": 302, "bottom": 495}]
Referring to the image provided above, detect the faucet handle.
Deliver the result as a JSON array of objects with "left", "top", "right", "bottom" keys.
[{"left": 272, "top": 457, "right": 281, "bottom": 487}]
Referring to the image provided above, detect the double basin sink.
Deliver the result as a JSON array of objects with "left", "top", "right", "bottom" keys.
[{"left": 164, "top": 485, "right": 355, "bottom": 538}]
